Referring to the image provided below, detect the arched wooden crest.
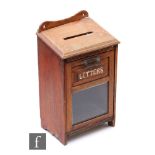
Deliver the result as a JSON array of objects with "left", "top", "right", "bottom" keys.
[{"left": 38, "top": 10, "right": 89, "bottom": 33}]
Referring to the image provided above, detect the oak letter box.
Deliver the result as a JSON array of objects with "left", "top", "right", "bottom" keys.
[{"left": 37, "top": 10, "right": 119, "bottom": 144}]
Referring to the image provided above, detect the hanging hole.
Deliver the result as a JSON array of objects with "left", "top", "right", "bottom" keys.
[{"left": 43, "top": 25, "right": 46, "bottom": 29}]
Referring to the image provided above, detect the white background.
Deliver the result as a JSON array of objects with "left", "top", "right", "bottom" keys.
[{"left": 0, "top": 0, "right": 155, "bottom": 154}]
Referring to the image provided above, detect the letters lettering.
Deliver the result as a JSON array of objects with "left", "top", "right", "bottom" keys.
[{"left": 78, "top": 67, "right": 104, "bottom": 80}]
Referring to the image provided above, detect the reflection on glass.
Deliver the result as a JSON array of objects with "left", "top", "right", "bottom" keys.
[{"left": 72, "top": 82, "right": 108, "bottom": 125}]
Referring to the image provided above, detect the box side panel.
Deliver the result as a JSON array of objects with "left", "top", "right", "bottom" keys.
[
  {"left": 108, "top": 45, "right": 118, "bottom": 126},
  {"left": 37, "top": 37, "right": 66, "bottom": 144}
]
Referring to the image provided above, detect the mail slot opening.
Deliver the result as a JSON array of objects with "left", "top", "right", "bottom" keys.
[{"left": 64, "top": 31, "right": 93, "bottom": 40}]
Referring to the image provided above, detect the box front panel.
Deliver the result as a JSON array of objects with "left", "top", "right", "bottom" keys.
[{"left": 65, "top": 49, "right": 114, "bottom": 132}]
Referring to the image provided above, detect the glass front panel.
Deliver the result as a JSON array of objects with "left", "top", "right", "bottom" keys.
[{"left": 72, "top": 82, "right": 108, "bottom": 125}]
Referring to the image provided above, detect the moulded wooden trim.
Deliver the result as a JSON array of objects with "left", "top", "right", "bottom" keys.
[
  {"left": 72, "top": 115, "right": 113, "bottom": 132},
  {"left": 65, "top": 46, "right": 114, "bottom": 63},
  {"left": 109, "top": 45, "right": 118, "bottom": 126},
  {"left": 65, "top": 62, "right": 73, "bottom": 132},
  {"left": 68, "top": 117, "right": 113, "bottom": 136},
  {"left": 71, "top": 51, "right": 112, "bottom": 68},
  {"left": 72, "top": 76, "right": 109, "bottom": 92}
]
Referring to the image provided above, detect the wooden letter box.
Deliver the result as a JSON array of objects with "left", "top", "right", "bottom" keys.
[{"left": 37, "top": 10, "right": 119, "bottom": 145}]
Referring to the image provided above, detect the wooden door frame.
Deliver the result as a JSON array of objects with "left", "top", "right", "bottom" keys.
[{"left": 65, "top": 50, "right": 115, "bottom": 132}]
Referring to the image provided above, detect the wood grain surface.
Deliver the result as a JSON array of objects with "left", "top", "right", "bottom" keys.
[
  {"left": 38, "top": 10, "right": 88, "bottom": 33},
  {"left": 37, "top": 11, "right": 119, "bottom": 144},
  {"left": 38, "top": 37, "right": 67, "bottom": 144},
  {"left": 37, "top": 16, "right": 119, "bottom": 59}
]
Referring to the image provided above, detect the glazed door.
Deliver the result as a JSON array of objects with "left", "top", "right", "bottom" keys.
[
  {"left": 72, "top": 82, "right": 108, "bottom": 125},
  {"left": 66, "top": 50, "right": 114, "bottom": 132}
]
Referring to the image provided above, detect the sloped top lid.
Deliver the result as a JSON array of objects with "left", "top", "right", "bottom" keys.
[{"left": 37, "top": 11, "right": 119, "bottom": 59}]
